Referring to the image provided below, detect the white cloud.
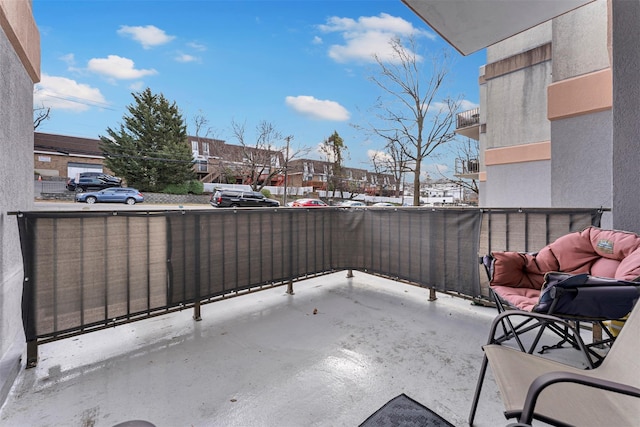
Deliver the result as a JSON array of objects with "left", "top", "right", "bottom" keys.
[
  {"left": 34, "top": 74, "right": 108, "bottom": 112},
  {"left": 424, "top": 163, "right": 449, "bottom": 177},
  {"left": 187, "top": 41, "right": 207, "bottom": 51},
  {"left": 175, "top": 53, "right": 199, "bottom": 63},
  {"left": 88, "top": 55, "right": 157, "bottom": 79},
  {"left": 117, "top": 25, "right": 175, "bottom": 49},
  {"left": 312, "top": 36, "right": 323, "bottom": 45},
  {"left": 59, "top": 53, "right": 75, "bottom": 66},
  {"left": 318, "top": 13, "right": 435, "bottom": 64},
  {"left": 367, "top": 149, "right": 394, "bottom": 165},
  {"left": 458, "top": 99, "right": 479, "bottom": 111},
  {"left": 129, "top": 81, "right": 145, "bottom": 91},
  {"left": 285, "top": 95, "right": 350, "bottom": 121}
]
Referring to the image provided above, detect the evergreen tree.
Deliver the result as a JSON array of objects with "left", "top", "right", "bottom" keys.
[
  {"left": 319, "top": 131, "right": 348, "bottom": 195},
  {"left": 99, "top": 88, "right": 195, "bottom": 192}
]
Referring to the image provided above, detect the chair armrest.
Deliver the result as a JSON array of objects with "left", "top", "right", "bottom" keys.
[{"left": 518, "top": 371, "right": 640, "bottom": 424}]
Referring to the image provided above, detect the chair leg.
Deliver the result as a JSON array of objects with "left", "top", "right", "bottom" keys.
[{"left": 468, "top": 354, "right": 489, "bottom": 426}]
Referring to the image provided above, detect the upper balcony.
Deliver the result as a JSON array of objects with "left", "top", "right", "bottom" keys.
[{"left": 455, "top": 108, "right": 480, "bottom": 140}]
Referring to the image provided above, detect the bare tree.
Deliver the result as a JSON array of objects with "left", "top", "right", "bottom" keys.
[
  {"left": 192, "top": 111, "right": 214, "bottom": 140},
  {"left": 33, "top": 104, "right": 51, "bottom": 129},
  {"left": 231, "top": 120, "right": 310, "bottom": 192},
  {"left": 369, "top": 133, "right": 412, "bottom": 197},
  {"left": 434, "top": 137, "right": 479, "bottom": 201},
  {"left": 368, "top": 36, "right": 460, "bottom": 206}
]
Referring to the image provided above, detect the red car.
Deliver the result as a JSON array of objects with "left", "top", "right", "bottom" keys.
[{"left": 291, "top": 198, "right": 328, "bottom": 207}]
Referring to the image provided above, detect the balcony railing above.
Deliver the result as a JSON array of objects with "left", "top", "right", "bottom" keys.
[
  {"left": 455, "top": 108, "right": 480, "bottom": 140},
  {"left": 456, "top": 108, "right": 480, "bottom": 129},
  {"left": 454, "top": 157, "right": 480, "bottom": 179}
]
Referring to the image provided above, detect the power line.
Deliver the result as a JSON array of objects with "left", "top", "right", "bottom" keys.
[{"left": 38, "top": 93, "right": 116, "bottom": 110}]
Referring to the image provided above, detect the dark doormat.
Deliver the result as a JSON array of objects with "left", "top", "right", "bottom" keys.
[{"left": 359, "top": 393, "right": 455, "bottom": 427}]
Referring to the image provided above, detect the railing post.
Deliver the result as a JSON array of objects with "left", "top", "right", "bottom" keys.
[
  {"left": 428, "top": 287, "right": 437, "bottom": 301},
  {"left": 193, "top": 214, "right": 202, "bottom": 321},
  {"left": 286, "top": 280, "right": 294, "bottom": 295},
  {"left": 26, "top": 341, "right": 38, "bottom": 369},
  {"left": 346, "top": 269, "right": 353, "bottom": 278},
  {"left": 193, "top": 300, "right": 202, "bottom": 321}
]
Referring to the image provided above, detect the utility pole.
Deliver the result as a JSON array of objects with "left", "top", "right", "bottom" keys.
[{"left": 283, "top": 135, "right": 292, "bottom": 205}]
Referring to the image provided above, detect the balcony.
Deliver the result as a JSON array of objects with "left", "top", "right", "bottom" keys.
[
  {"left": 455, "top": 108, "right": 480, "bottom": 140},
  {"left": 454, "top": 157, "right": 480, "bottom": 180},
  {"left": 1, "top": 206, "right": 605, "bottom": 426}
]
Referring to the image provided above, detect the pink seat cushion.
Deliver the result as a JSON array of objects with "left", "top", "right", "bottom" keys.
[
  {"left": 488, "top": 227, "right": 640, "bottom": 312},
  {"left": 491, "top": 286, "right": 541, "bottom": 311}
]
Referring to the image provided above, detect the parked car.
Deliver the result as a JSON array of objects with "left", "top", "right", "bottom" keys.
[
  {"left": 292, "top": 198, "right": 329, "bottom": 207},
  {"left": 67, "top": 176, "right": 122, "bottom": 192},
  {"left": 78, "top": 172, "right": 122, "bottom": 182},
  {"left": 372, "top": 202, "right": 395, "bottom": 207},
  {"left": 210, "top": 190, "right": 280, "bottom": 208},
  {"left": 75, "top": 188, "right": 144, "bottom": 205},
  {"left": 340, "top": 200, "right": 366, "bottom": 207}
]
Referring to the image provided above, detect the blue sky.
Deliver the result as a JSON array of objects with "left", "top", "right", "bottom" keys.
[{"left": 33, "top": 0, "right": 485, "bottom": 176}]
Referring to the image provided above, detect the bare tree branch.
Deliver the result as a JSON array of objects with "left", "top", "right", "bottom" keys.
[
  {"left": 367, "top": 36, "right": 460, "bottom": 205},
  {"left": 231, "top": 120, "right": 310, "bottom": 192},
  {"left": 33, "top": 104, "right": 51, "bottom": 129}
]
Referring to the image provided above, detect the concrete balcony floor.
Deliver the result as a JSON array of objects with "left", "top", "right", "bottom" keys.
[{"left": 0, "top": 272, "right": 582, "bottom": 427}]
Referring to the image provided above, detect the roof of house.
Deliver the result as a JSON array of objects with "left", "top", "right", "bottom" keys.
[{"left": 35, "top": 132, "right": 103, "bottom": 157}]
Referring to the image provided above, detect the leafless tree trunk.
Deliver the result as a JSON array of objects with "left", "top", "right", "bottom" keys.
[{"left": 368, "top": 36, "right": 459, "bottom": 206}]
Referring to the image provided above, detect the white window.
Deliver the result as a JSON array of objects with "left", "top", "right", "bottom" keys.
[
  {"left": 191, "top": 140, "right": 199, "bottom": 157},
  {"left": 202, "top": 142, "right": 209, "bottom": 157}
]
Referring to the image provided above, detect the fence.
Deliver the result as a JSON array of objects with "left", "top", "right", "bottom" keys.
[{"left": 12, "top": 206, "right": 603, "bottom": 367}]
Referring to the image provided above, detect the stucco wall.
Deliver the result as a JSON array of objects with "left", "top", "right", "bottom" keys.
[
  {"left": 552, "top": 0, "right": 610, "bottom": 82},
  {"left": 486, "top": 20, "right": 551, "bottom": 63},
  {"left": 612, "top": 0, "right": 640, "bottom": 234},
  {"left": 0, "top": 2, "right": 38, "bottom": 406},
  {"left": 484, "top": 161, "right": 551, "bottom": 207},
  {"left": 485, "top": 61, "right": 551, "bottom": 149},
  {"left": 549, "top": 0, "right": 614, "bottom": 220},
  {"left": 550, "top": 111, "right": 612, "bottom": 208}
]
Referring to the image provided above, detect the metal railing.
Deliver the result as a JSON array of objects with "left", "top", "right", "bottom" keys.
[
  {"left": 456, "top": 108, "right": 480, "bottom": 129},
  {"left": 455, "top": 158, "right": 480, "bottom": 175},
  {"left": 12, "top": 206, "right": 603, "bottom": 367}
]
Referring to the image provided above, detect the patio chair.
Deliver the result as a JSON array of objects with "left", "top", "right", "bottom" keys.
[
  {"left": 481, "top": 226, "right": 640, "bottom": 365},
  {"left": 475, "top": 298, "right": 640, "bottom": 426},
  {"left": 468, "top": 227, "right": 640, "bottom": 425}
]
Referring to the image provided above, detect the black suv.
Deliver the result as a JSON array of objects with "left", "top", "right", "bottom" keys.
[
  {"left": 210, "top": 190, "right": 280, "bottom": 208},
  {"left": 77, "top": 172, "right": 121, "bottom": 182},
  {"left": 66, "top": 176, "right": 122, "bottom": 192}
]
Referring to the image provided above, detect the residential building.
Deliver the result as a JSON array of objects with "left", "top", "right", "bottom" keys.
[
  {"left": 437, "top": 0, "right": 638, "bottom": 232},
  {"left": 188, "top": 135, "right": 285, "bottom": 186},
  {"left": 34, "top": 132, "right": 117, "bottom": 179},
  {"left": 287, "top": 159, "right": 399, "bottom": 196}
]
